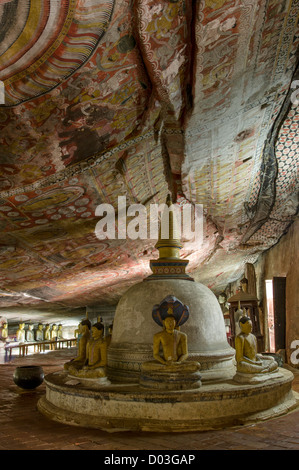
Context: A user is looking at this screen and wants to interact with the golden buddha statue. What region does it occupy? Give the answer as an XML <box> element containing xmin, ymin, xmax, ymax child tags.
<box><xmin>68</xmin><ymin>322</ymin><xmax>107</xmax><ymax>379</ymax></box>
<box><xmin>148</xmin><ymin>311</ymin><xmax>200</xmax><ymax>375</ymax></box>
<box><xmin>57</xmin><ymin>324</ymin><xmax>64</xmax><ymax>339</ymax></box>
<box><xmin>234</xmin><ymin>316</ymin><xmax>280</xmax><ymax>383</ymax></box>
<box><xmin>16</xmin><ymin>323</ymin><xmax>25</xmax><ymax>343</ymax></box>
<box><xmin>153</xmin><ymin>313</ymin><xmax>188</xmax><ymax>366</ymax></box>
<box><xmin>44</xmin><ymin>324</ymin><xmax>51</xmax><ymax>341</ymax></box>
<box><xmin>49</xmin><ymin>324</ymin><xmax>58</xmax><ymax>350</ymax></box>
<box><xmin>1</xmin><ymin>322</ymin><xmax>8</xmax><ymax>341</ymax></box>
<box><xmin>140</xmin><ymin>299</ymin><xmax>201</xmax><ymax>390</ymax></box>
<box><xmin>50</xmin><ymin>324</ymin><xmax>58</xmax><ymax>340</ymax></box>
<box><xmin>64</xmin><ymin>319</ymin><xmax>91</xmax><ymax>371</ymax></box>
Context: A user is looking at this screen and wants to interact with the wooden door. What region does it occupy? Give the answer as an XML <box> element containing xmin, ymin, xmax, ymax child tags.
<box><xmin>272</xmin><ymin>277</ymin><xmax>286</xmax><ymax>351</ymax></box>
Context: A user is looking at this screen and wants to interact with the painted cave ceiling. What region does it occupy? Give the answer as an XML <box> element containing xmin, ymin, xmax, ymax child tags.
<box><xmin>0</xmin><ymin>0</ymin><xmax>298</xmax><ymax>321</ymax></box>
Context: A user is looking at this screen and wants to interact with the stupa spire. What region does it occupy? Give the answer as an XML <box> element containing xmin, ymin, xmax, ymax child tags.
<box><xmin>155</xmin><ymin>194</ymin><xmax>183</xmax><ymax>260</ymax></box>
<box><xmin>146</xmin><ymin>194</ymin><xmax>194</xmax><ymax>282</ymax></box>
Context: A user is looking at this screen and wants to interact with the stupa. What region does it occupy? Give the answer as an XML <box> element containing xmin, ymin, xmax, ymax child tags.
<box><xmin>107</xmin><ymin>195</ymin><xmax>236</xmax><ymax>383</ymax></box>
<box><xmin>38</xmin><ymin>196</ymin><xmax>299</xmax><ymax>432</ymax></box>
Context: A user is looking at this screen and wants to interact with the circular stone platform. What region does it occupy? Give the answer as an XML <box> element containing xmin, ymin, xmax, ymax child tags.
<box><xmin>38</xmin><ymin>368</ymin><xmax>299</xmax><ymax>432</ymax></box>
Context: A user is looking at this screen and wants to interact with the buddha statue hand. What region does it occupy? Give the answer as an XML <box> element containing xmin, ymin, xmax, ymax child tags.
<box><xmin>76</xmin><ymin>366</ymin><xmax>106</xmax><ymax>379</ymax></box>
<box><xmin>257</xmin><ymin>354</ymin><xmax>278</xmax><ymax>371</ymax></box>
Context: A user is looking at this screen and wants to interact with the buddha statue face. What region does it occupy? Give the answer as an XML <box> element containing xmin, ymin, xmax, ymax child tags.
<box><xmin>80</xmin><ymin>319</ymin><xmax>91</xmax><ymax>334</ymax></box>
<box><xmin>91</xmin><ymin>325</ymin><xmax>103</xmax><ymax>340</ymax></box>
<box><xmin>239</xmin><ymin>318</ymin><xmax>252</xmax><ymax>334</ymax></box>
<box><xmin>163</xmin><ymin>315</ymin><xmax>176</xmax><ymax>333</ymax></box>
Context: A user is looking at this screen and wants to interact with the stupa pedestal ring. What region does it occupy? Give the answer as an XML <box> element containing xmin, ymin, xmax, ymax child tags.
<box><xmin>38</xmin><ymin>368</ymin><xmax>298</xmax><ymax>432</ymax></box>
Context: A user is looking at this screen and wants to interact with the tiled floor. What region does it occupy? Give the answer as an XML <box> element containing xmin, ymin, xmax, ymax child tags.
<box><xmin>0</xmin><ymin>349</ymin><xmax>299</xmax><ymax>450</ymax></box>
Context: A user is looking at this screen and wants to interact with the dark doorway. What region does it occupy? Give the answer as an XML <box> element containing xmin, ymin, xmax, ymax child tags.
<box><xmin>266</xmin><ymin>277</ymin><xmax>286</xmax><ymax>352</ymax></box>
<box><xmin>272</xmin><ymin>277</ymin><xmax>286</xmax><ymax>351</ymax></box>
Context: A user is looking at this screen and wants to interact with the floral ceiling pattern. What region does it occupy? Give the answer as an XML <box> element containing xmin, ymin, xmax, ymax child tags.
<box><xmin>0</xmin><ymin>0</ymin><xmax>298</xmax><ymax>317</ymax></box>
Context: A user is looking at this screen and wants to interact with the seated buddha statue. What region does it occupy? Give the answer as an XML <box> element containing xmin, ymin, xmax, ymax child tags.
<box><xmin>49</xmin><ymin>324</ymin><xmax>58</xmax><ymax>350</ymax></box>
<box><xmin>140</xmin><ymin>305</ymin><xmax>201</xmax><ymax>390</ymax></box>
<box><xmin>64</xmin><ymin>319</ymin><xmax>91</xmax><ymax>372</ymax></box>
<box><xmin>68</xmin><ymin>322</ymin><xmax>107</xmax><ymax>379</ymax></box>
<box><xmin>1</xmin><ymin>323</ymin><xmax>8</xmax><ymax>341</ymax></box>
<box><xmin>35</xmin><ymin>323</ymin><xmax>44</xmax><ymax>341</ymax></box>
<box><xmin>57</xmin><ymin>324</ymin><xmax>64</xmax><ymax>339</ymax></box>
<box><xmin>234</xmin><ymin>316</ymin><xmax>280</xmax><ymax>383</ymax></box>
<box><xmin>140</xmin><ymin>297</ymin><xmax>201</xmax><ymax>390</ymax></box>
<box><xmin>44</xmin><ymin>324</ymin><xmax>51</xmax><ymax>341</ymax></box>
<box><xmin>153</xmin><ymin>314</ymin><xmax>188</xmax><ymax>366</ymax></box>
<box><xmin>26</xmin><ymin>324</ymin><xmax>35</xmax><ymax>342</ymax></box>
<box><xmin>16</xmin><ymin>323</ymin><xmax>26</xmax><ymax>343</ymax></box>
<box><xmin>147</xmin><ymin>313</ymin><xmax>199</xmax><ymax>373</ymax></box>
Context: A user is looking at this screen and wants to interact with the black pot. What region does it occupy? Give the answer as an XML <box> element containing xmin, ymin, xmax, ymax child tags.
<box><xmin>13</xmin><ymin>365</ymin><xmax>44</xmax><ymax>390</ymax></box>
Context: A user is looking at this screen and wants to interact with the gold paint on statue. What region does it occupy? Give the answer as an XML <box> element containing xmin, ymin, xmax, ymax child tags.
<box><xmin>143</xmin><ymin>311</ymin><xmax>200</xmax><ymax>375</ymax></box>
<box><xmin>140</xmin><ymin>308</ymin><xmax>201</xmax><ymax>390</ymax></box>
<box><xmin>64</xmin><ymin>319</ymin><xmax>91</xmax><ymax>371</ymax></box>
<box><xmin>153</xmin><ymin>314</ymin><xmax>187</xmax><ymax>366</ymax></box>
<box><xmin>235</xmin><ymin>316</ymin><xmax>278</xmax><ymax>374</ymax></box>
<box><xmin>57</xmin><ymin>324</ymin><xmax>64</xmax><ymax>339</ymax></box>
<box><xmin>44</xmin><ymin>324</ymin><xmax>51</xmax><ymax>340</ymax></box>
<box><xmin>1</xmin><ymin>323</ymin><xmax>8</xmax><ymax>340</ymax></box>
<box><xmin>67</xmin><ymin>322</ymin><xmax>107</xmax><ymax>378</ymax></box>
<box><xmin>16</xmin><ymin>323</ymin><xmax>25</xmax><ymax>342</ymax></box>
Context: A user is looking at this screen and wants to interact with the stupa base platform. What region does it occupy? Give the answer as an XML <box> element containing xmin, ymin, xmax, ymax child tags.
<box><xmin>38</xmin><ymin>368</ymin><xmax>299</xmax><ymax>433</ymax></box>
<box><xmin>140</xmin><ymin>361</ymin><xmax>202</xmax><ymax>391</ymax></box>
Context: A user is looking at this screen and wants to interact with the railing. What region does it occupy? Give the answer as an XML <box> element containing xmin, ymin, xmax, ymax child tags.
<box><xmin>4</xmin><ymin>338</ymin><xmax>77</xmax><ymax>360</ymax></box>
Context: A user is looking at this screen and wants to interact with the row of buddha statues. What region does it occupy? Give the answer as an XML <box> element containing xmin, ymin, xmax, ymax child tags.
<box><xmin>64</xmin><ymin>294</ymin><xmax>279</xmax><ymax>388</ymax></box>
<box><xmin>64</xmin><ymin>299</ymin><xmax>201</xmax><ymax>388</ymax></box>
<box><xmin>0</xmin><ymin>322</ymin><xmax>65</xmax><ymax>343</ymax></box>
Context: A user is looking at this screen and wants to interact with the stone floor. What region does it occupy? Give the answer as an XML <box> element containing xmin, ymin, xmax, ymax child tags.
<box><xmin>0</xmin><ymin>348</ymin><xmax>299</xmax><ymax>451</ymax></box>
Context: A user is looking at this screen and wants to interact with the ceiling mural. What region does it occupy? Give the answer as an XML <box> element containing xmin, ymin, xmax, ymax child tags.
<box><xmin>0</xmin><ymin>0</ymin><xmax>298</xmax><ymax>320</ymax></box>
<box><xmin>1</xmin><ymin>0</ymin><xmax>115</xmax><ymax>105</ymax></box>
